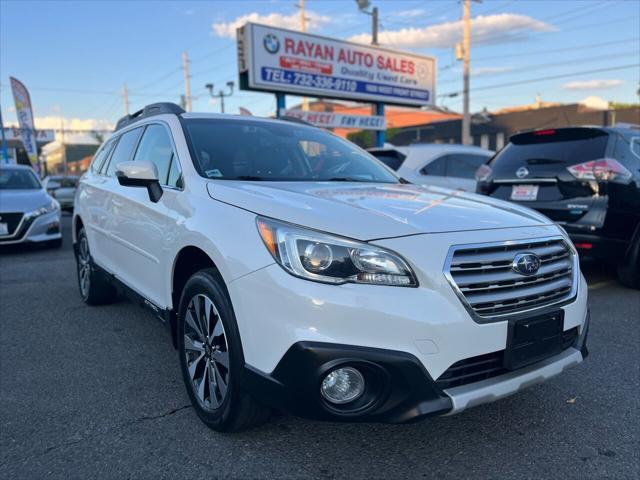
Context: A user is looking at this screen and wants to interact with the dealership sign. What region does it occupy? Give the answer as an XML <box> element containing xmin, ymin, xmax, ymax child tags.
<box><xmin>237</xmin><ymin>23</ymin><xmax>436</xmax><ymax>107</ymax></box>
<box><xmin>280</xmin><ymin>109</ymin><xmax>386</xmax><ymax>130</ymax></box>
<box><xmin>2</xmin><ymin>127</ymin><xmax>54</xmax><ymax>143</ymax></box>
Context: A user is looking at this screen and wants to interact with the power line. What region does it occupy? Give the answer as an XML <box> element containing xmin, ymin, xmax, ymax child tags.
<box><xmin>439</xmin><ymin>64</ymin><xmax>640</xmax><ymax>97</ymax></box>
<box><xmin>474</xmin><ymin>36</ymin><xmax>640</xmax><ymax>62</ymax></box>
<box><xmin>438</xmin><ymin>49</ymin><xmax>640</xmax><ymax>87</ymax></box>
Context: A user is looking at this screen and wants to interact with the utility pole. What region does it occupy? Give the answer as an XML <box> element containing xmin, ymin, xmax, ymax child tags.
<box><xmin>122</xmin><ymin>83</ymin><xmax>129</xmax><ymax>115</ymax></box>
<box><xmin>371</xmin><ymin>6</ymin><xmax>379</xmax><ymax>46</ymax></box>
<box><xmin>182</xmin><ymin>51</ymin><xmax>192</xmax><ymax>112</ymax></box>
<box><xmin>461</xmin><ymin>0</ymin><xmax>471</xmax><ymax>145</ymax></box>
<box><xmin>298</xmin><ymin>0</ymin><xmax>309</xmax><ymax>111</ymax></box>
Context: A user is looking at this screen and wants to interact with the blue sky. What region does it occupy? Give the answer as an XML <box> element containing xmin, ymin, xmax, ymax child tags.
<box><xmin>1</xmin><ymin>0</ymin><xmax>638</xmax><ymax>130</ymax></box>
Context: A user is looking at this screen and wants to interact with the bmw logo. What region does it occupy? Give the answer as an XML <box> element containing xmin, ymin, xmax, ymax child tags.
<box><xmin>512</xmin><ymin>253</ymin><xmax>541</xmax><ymax>276</ymax></box>
<box><xmin>516</xmin><ymin>166</ymin><xmax>529</xmax><ymax>178</ymax></box>
<box><xmin>263</xmin><ymin>34</ymin><xmax>280</xmax><ymax>54</ymax></box>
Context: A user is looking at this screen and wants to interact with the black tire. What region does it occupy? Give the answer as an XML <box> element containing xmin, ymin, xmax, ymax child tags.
<box><xmin>46</xmin><ymin>238</ymin><xmax>63</xmax><ymax>249</ymax></box>
<box><xmin>75</xmin><ymin>227</ymin><xmax>118</xmax><ymax>305</ymax></box>
<box><xmin>617</xmin><ymin>229</ymin><xmax>640</xmax><ymax>289</ymax></box>
<box><xmin>177</xmin><ymin>269</ymin><xmax>270</xmax><ymax>432</ymax></box>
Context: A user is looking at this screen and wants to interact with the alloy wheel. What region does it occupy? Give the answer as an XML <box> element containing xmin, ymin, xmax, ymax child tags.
<box><xmin>183</xmin><ymin>293</ymin><xmax>230</xmax><ymax>410</ymax></box>
<box><xmin>77</xmin><ymin>236</ymin><xmax>91</xmax><ymax>298</ymax></box>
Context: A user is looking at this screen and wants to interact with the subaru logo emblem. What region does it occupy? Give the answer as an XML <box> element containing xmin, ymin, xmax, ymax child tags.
<box><xmin>516</xmin><ymin>167</ymin><xmax>529</xmax><ymax>178</ymax></box>
<box><xmin>512</xmin><ymin>253</ymin><xmax>541</xmax><ymax>276</ymax></box>
<box><xmin>263</xmin><ymin>34</ymin><xmax>280</xmax><ymax>54</ymax></box>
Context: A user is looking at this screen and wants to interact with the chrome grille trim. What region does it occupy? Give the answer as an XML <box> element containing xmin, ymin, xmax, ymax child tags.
<box><xmin>443</xmin><ymin>236</ymin><xmax>579</xmax><ymax>323</ymax></box>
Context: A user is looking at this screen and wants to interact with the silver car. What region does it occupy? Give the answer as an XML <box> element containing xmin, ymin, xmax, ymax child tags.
<box><xmin>0</xmin><ymin>164</ymin><xmax>62</xmax><ymax>247</ymax></box>
<box><xmin>43</xmin><ymin>175</ymin><xmax>79</xmax><ymax>211</ymax></box>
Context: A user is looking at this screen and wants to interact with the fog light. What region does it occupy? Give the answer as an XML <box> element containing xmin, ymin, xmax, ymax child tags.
<box><xmin>320</xmin><ymin>367</ymin><xmax>365</xmax><ymax>404</ymax></box>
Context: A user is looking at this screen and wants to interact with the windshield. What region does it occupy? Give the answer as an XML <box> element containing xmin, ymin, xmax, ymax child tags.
<box><xmin>0</xmin><ymin>168</ymin><xmax>42</xmax><ymax>190</ymax></box>
<box><xmin>184</xmin><ymin>119</ymin><xmax>398</xmax><ymax>183</ymax></box>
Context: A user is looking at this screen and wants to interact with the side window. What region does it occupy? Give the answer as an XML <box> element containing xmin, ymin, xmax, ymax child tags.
<box><xmin>134</xmin><ymin>124</ymin><xmax>179</xmax><ymax>186</ymax></box>
<box><xmin>369</xmin><ymin>150</ymin><xmax>406</xmax><ymax>171</ymax></box>
<box><xmin>104</xmin><ymin>127</ymin><xmax>143</xmax><ymax>176</ymax></box>
<box><xmin>445</xmin><ymin>154</ymin><xmax>490</xmax><ymax>179</ymax></box>
<box><xmin>420</xmin><ymin>156</ymin><xmax>446</xmax><ymax>176</ymax></box>
<box><xmin>614</xmin><ymin>134</ymin><xmax>640</xmax><ymax>170</ymax></box>
<box><xmin>91</xmin><ymin>138</ymin><xmax>116</xmax><ymax>173</ymax></box>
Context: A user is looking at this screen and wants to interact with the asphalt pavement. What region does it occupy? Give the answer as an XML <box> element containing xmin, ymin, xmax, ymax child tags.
<box><xmin>1</xmin><ymin>215</ymin><xmax>638</xmax><ymax>480</ymax></box>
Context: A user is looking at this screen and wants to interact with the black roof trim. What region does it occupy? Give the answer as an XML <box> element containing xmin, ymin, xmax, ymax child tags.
<box><xmin>115</xmin><ymin>103</ymin><xmax>185</xmax><ymax>132</ymax></box>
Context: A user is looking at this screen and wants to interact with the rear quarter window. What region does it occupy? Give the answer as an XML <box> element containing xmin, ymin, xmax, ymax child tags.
<box><xmin>368</xmin><ymin>150</ymin><xmax>406</xmax><ymax>171</ymax></box>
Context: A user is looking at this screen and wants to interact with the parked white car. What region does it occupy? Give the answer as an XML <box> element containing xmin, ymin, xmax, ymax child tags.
<box><xmin>73</xmin><ymin>103</ymin><xmax>589</xmax><ymax>432</ymax></box>
<box><xmin>368</xmin><ymin>144</ymin><xmax>493</xmax><ymax>191</ymax></box>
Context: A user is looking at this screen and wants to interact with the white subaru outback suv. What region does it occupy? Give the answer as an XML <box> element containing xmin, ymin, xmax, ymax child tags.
<box><xmin>73</xmin><ymin>103</ymin><xmax>589</xmax><ymax>432</ymax></box>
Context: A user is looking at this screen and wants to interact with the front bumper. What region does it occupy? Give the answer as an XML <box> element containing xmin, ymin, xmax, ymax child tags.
<box><xmin>230</xmin><ymin>225</ymin><xmax>590</xmax><ymax>423</ymax></box>
<box><xmin>0</xmin><ymin>210</ymin><xmax>62</xmax><ymax>245</ymax></box>
<box><xmin>243</xmin><ymin>312</ymin><xmax>589</xmax><ymax>422</ymax></box>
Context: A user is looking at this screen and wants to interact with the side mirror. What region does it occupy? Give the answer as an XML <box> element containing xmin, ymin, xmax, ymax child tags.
<box><xmin>115</xmin><ymin>161</ymin><xmax>163</xmax><ymax>203</ymax></box>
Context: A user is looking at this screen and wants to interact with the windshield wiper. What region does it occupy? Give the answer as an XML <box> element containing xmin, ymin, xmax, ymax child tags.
<box><xmin>327</xmin><ymin>177</ymin><xmax>371</xmax><ymax>182</ymax></box>
<box><xmin>231</xmin><ymin>175</ymin><xmax>265</xmax><ymax>181</ymax></box>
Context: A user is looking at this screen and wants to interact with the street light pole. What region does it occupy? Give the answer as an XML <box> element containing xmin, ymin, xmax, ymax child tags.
<box><xmin>205</xmin><ymin>82</ymin><xmax>235</xmax><ymax>114</ymax></box>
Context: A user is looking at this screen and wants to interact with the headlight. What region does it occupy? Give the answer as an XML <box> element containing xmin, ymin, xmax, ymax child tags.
<box><xmin>24</xmin><ymin>199</ymin><xmax>59</xmax><ymax>220</ymax></box>
<box><xmin>256</xmin><ymin>217</ymin><xmax>418</xmax><ymax>287</ymax></box>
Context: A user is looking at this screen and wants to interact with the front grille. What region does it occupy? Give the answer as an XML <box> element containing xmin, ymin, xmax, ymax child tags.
<box><xmin>0</xmin><ymin>212</ymin><xmax>24</xmax><ymax>236</ymax></box>
<box><xmin>445</xmin><ymin>238</ymin><xmax>576</xmax><ymax>318</ymax></box>
<box><xmin>437</xmin><ymin>327</ymin><xmax>579</xmax><ymax>389</ymax></box>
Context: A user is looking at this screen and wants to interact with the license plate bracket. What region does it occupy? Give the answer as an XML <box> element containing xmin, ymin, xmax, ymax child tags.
<box><xmin>504</xmin><ymin>311</ymin><xmax>564</xmax><ymax>370</ymax></box>
<box><xmin>510</xmin><ymin>184</ymin><xmax>539</xmax><ymax>201</ymax></box>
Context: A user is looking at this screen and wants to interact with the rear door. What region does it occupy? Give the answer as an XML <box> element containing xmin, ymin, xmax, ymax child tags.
<box><xmin>484</xmin><ymin>128</ymin><xmax>610</xmax><ymax>228</ymax></box>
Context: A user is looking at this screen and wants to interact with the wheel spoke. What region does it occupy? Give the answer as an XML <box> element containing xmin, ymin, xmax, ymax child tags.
<box><xmin>185</xmin><ymin>310</ymin><xmax>204</xmax><ymax>341</ymax></box>
<box><xmin>204</xmin><ymin>296</ymin><xmax>215</xmax><ymax>339</ymax></box>
<box><xmin>197</xmin><ymin>363</ymin><xmax>207</xmax><ymax>403</ymax></box>
<box><xmin>212</xmin><ymin>317</ymin><xmax>224</xmax><ymax>340</ymax></box>
<box><xmin>188</xmin><ymin>352</ymin><xmax>205</xmax><ymax>380</ymax></box>
<box><xmin>208</xmin><ymin>362</ymin><xmax>219</xmax><ymax>408</ymax></box>
<box><xmin>213</xmin><ymin>363</ymin><xmax>227</xmax><ymax>399</ymax></box>
<box><xmin>212</xmin><ymin>349</ymin><xmax>229</xmax><ymax>369</ymax></box>
<box><xmin>196</xmin><ymin>296</ymin><xmax>209</xmax><ymax>340</ymax></box>
<box><xmin>184</xmin><ymin>335</ymin><xmax>204</xmax><ymax>353</ymax></box>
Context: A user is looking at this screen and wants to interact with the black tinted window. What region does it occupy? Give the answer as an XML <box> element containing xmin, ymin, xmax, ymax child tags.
<box><xmin>91</xmin><ymin>138</ymin><xmax>116</xmax><ymax>173</ymax></box>
<box><xmin>369</xmin><ymin>150</ymin><xmax>406</xmax><ymax>171</ymax></box>
<box><xmin>104</xmin><ymin>128</ymin><xmax>143</xmax><ymax>176</ymax></box>
<box><xmin>421</xmin><ymin>156</ymin><xmax>446</xmax><ymax>176</ymax></box>
<box><xmin>0</xmin><ymin>169</ymin><xmax>41</xmax><ymax>190</ymax></box>
<box><xmin>493</xmin><ymin>129</ymin><xmax>608</xmax><ymax>168</ymax></box>
<box><xmin>134</xmin><ymin>124</ymin><xmax>176</xmax><ymax>185</ymax></box>
<box><xmin>445</xmin><ymin>154</ymin><xmax>489</xmax><ymax>179</ymax></box>
<box><xmin>184</xmin><ymin>119</ymin><xmax>398</xmax><ymax>183</ymax></box>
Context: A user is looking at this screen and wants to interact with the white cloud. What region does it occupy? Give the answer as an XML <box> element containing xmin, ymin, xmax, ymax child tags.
<box><xmin>562</xmin><ymin>79</ymin><xmax>624</xmax><ymax>90</ymax></box>
<box><xmin>579</xmin><ymin>96</ymin><xmax>610</xmax><ymax>110</ymax></box>
<box><xmin>38</xmin><ymin>116</ymin><xmax>113</xmax><ymax>131</ymax></box>
<box><xmin>213</xmin><ymin>11</ymin><xmax>330</xmax><ymax>38</ymax></box>
<box><xmin>395</xmin><ymin>8</ymin><xmax>427</xmax><ymax>17</ymax></box>
<box><xmin>473</xmin><ymin>66</ymin><xmax>514</xmax><ymax>76</ymax></box>
<box><xmin>350</xmin><ymin>14</ymin><xmax>555</xmax><ymax>48</ymax></box>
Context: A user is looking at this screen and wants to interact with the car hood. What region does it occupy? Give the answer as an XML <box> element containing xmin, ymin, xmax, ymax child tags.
<box><xmin>206</xmin><ymin>181</ymin><xmax>552</xmax><ymax>240</ymax></box>
<box><xmin>0</xmin><ymin>189</ymin><xmax>51</xmax><ymax>213</ymax></box>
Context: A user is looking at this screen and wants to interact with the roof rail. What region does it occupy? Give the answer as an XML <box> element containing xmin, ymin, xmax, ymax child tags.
<box><xmin>115</xmin><ymin>102</ymin><xmax>185</xmax><ymax>131</ymax></box>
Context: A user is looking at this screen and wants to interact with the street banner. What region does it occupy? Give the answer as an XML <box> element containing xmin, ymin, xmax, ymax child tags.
<box><xmin>237</xmin><ymin>23</ymin><xmax>436</xmax><ymax>107</ymax></box>
<box><xmin>280</xmin><ymin>109</ymin><xmax>386</xmax><ymax>130</ymax></box>
<box><xmin>2</xmin><ymin>127</ymin><xmax>54</xmax><ymax>143</ymax></box>
<box><xmin>10</xmin><ymin>77</ymin><xmax>38</xmax><ymax>166</ymax></box>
